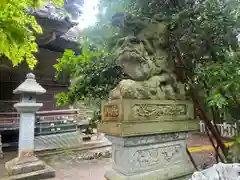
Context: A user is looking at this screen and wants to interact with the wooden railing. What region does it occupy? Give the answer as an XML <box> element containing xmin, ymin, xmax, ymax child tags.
<box><xmin>0</xmin><ymin>108</ymin><xmax>92</xmax><ymax>130</ymax></box>
<box><xmin>35</xmin><ymin>109</ymin><xmax>79</xmax><ymax>135</ymax></box>
<box><xmin>36</xmin><ymin>109</ymin><xmax>79</xmax><ymax>122</ymax></box>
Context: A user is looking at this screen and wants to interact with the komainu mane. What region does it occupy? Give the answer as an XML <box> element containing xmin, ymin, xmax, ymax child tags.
<box><xmin>110</xmin><ymin>13</ymin><xmax>185</xmax><ymax>100</ymax></box>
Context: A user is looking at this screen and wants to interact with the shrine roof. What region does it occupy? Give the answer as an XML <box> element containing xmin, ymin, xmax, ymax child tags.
<box><xmin>30</xmin><ymin>0</ymin><xmax>84</xmax><ymax>53</ymax></box>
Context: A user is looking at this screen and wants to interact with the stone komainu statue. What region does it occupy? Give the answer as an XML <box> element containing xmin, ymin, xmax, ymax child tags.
<box><xmin>110</xmin><ymin>13</ymin><xmax>185</xmax><ymax>100</ymax></box>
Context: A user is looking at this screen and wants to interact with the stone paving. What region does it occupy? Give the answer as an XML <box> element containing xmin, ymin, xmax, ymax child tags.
<box><xmin>49</xmin><ymin>158</ymin><xmax>111</xmax><ymax>180</ymax></box>
<box><xmin>46</xmin><ymin>152</ymin><xmax>215</xmax><ymax>180</ymax></box>
<box><xmin>0</xmin><ymin>134</ymin><xmax>224</xmax><ymax>180</ymax></box>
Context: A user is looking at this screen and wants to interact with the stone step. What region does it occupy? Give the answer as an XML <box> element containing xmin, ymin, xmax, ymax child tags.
<box><xmin>1</xmin><ymin>164</ymin><xmax>55</xmax><ymax>180</ymax></box>
<box><xmin>34</xmin><ymin>132</ymin><xmax>83</xmax><ymax>151</ymax></box>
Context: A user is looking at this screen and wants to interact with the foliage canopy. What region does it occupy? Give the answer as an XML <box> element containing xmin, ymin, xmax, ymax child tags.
<box><xmin>0</xmin><ymin>0</ymin><xmax>63</xmax><ymax>69</ymax></box>
<box><xmin>54</xmin><ymin>0</ymin><xmax>240</xmax><ymax>161</ymax></box>
<box><xmin>55</xmin><ymin>0</ymin><xmax>240</xmax><ymax>119</ymax></box>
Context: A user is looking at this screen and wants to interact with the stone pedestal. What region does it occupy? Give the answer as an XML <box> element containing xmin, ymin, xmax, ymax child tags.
<box><xmin>105</xmin><ymin>133</ymin><xmax>194</xmax><ymax>180</ymax></box>
<box><xmin>5</xmin><ymin>156</ymin><xmax>55</xmax><ymax>180</ymax></box>
<box><xmin>98</xmin><ymin>99</ymin><xmax>199</xmax><ymax>180</ymax></box>
<box><xmin>98</xmin><ymin>100</ymin><xmax>198</xmax><ymax>136</ymax></box>
<box><xmin>5</xmin><ymin>73</ymin><xmax>55</xmax><ymax>179</ymax></box>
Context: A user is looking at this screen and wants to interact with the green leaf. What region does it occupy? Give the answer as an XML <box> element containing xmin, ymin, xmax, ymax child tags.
<box><xmin>0</xmin><ymin>0</ymin><xmax>63</xmax><ymax>69</ymax></box>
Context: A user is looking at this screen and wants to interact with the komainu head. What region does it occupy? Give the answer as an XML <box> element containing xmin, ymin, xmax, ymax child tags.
<box><xmin>110</xmin><ymin>13</ymin><xmax>186</xmax><ymax>100</ymax></box>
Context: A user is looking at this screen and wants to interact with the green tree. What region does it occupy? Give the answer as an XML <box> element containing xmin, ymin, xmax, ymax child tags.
<box><xmin>55</xmin><ymin>0</ymin><xmax>240</xmax><ymax>112</ymax></box>
<box><xmin>54</xmin><ymin>0</ymin><xmax>240</xmax><ymax>159</ymax></box>
<box><xmin>54</xmin><ymin>38</ymin><xmax>126</xmax><ymax>106</ymax></box>
<box><xmin>0</xmin><ymin>0</ymin><xmax>63</xmax><ymax>69</ymax></box>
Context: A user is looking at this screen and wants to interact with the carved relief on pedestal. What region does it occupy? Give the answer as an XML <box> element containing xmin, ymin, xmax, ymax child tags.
<box><xmin>102</xmin><ymin>104</ymin><xmax>121</xmax><ymax>121</ymax></box>
<box><xmin>131</xmin><ymin>144</ymin><xmax>182</xmax><ymax>170</ymax></box>
<box><xmin>131</xmin><ymin>103</ymin><xmax>187</xmax><ymax>120</ymax></box>
<box><xmin>121</xmin><ymin>133</ymin><xmax>187</xmax><ymax>146</ymax></box>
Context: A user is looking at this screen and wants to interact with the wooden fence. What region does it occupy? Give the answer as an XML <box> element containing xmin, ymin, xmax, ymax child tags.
<box><xmin>200</xmin><ymin>121</ymin><xmax>238</xmax><ymax>138</ymax></box>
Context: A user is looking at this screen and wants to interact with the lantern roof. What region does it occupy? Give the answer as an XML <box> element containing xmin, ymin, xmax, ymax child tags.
<box><xmin>13</xmin><ymin>73</ymin><xmax>46</xmax><ymax>95</ymax></box>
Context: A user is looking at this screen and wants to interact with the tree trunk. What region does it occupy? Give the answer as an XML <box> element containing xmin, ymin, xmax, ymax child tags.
<box><xmin>174</xmin><ymin>44</ymin><xmax>227</xmax><ymax>158</ymax></box>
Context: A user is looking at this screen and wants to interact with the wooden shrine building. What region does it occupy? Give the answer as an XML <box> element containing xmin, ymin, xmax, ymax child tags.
<box><xmin>0</xmin><ymin>1</ymin><xmax>85</xmax><ymax>146</ymax></box>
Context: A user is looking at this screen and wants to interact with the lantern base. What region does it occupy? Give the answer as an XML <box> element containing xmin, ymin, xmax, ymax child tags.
<box><xmin>5</xmin><ymin>156</ymin><xmax>55</xmax><ymax>180</ymax></box>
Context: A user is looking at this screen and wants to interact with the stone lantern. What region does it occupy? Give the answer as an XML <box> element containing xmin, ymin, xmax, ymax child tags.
<box><xmin>5</xmin><ymin>73</ymin><xmax>55</xmax><ymax>179</ymax></box>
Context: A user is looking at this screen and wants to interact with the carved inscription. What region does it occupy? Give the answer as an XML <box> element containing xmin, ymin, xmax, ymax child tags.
<box><xmin>132</xmin><ymin>104</ymin><xmax>186</xmax><ymax>119</ymax></box>
<box><xmin>131</xmin><ymin>144</ymin><xmax>182</xmax><ymax>169</ymax></box>
<box><xmin>103</xmin><ymin>104</ymin><xmax>120</xmax><ymax>119</ymax></box>
<box><xmin>162</xmin><ymin>144</ymin><xmax>181</xmax><ymax>161</ymax></box>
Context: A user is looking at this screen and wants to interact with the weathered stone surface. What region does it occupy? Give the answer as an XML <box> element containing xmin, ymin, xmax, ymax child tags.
<box><xmin>13</xmin><ymin>73</ymin><xmax>46</xmax><ymax>95</ymax></box>
<box><xmin>106</xmin><ymin>132</ymin><xmax>188</xmax><ymax>146</ymax></box>
<box><xmin>98</xmin><ymin>120</ymin><xmax>198</xmax><ymax>137</ymax></box>
<box><xmin>101</xmin><ymin>99</ymin><xmax>194</xmax><ymax>122</ymax></box>
<box><xmin>5</xmin><ymin>157</ymin><xmax>45</xmax><ymax>175</ymax></box>
<box><xmin>1</xmin><ymin>164</ymin><xmax>55</xmax><ymax>180</ymax></box>
<box><xmin>110</xmin><ymin>77</ymin><xmax>186</xmax><ymax>100</ymax></box>
<box><xmin>4</xmin><ymin>155</ymin><xmax>55</xmax><ymax>179</ymax></box>
<box><xmin>4</xmin><ymin>155</ymin><xmax>56</xmax><ymax>180</ymax></box>
<box><xmin>99</xmin><ymin>99</ymin><xmax>198</xmax><ymax>136</ymax></box>
<box><xmin>106</xmin><ymin>133</ymin><xmax>194</xmax><ymax>177</ymax></box>
<box><xmin>99</xmin><ymin>13</ymin><xmax>199</xmax><ymax>180</ymax></box>
<box><xmin>109</xmin><ymin>15</ymin><xmax>185</xmax><ymax>100</ymax></box>
<box><xmin>190</xmin><ymin>163</ymin><xmax>240</xmax><ymax>180</ymax></box>
<box><xmin>4</xmin><ymin>73</ymin><xmax>55</xmax><ymax>180</ymax></box>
